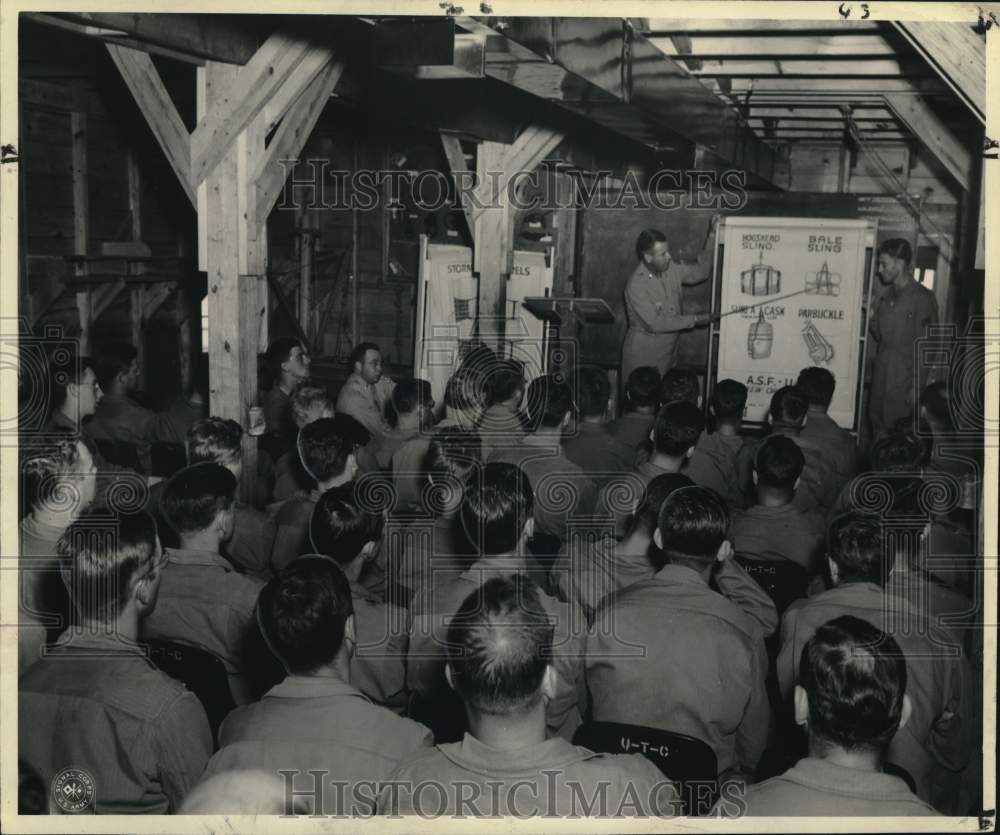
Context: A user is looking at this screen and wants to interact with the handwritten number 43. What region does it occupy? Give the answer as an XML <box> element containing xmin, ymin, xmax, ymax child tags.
<box><xmin>838</xmin><ymin>3</ymin><xmax>871</xmax><ymax>18</ymax></box>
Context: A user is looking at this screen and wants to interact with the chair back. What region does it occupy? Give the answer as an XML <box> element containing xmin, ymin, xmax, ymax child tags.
<box><xmin>143</xmin><ymin>638</ymin><xmax>235</xmax><ymax>745</ymax></box>
<box><xmin>572</xmin><ymin>721</ymin><xmax>718</xmax><ymax>815</ymax></box>
<box><xmin>734</xmin><ymin>556</ymin><xmax>808</xmax><ymax>614</ymax></box>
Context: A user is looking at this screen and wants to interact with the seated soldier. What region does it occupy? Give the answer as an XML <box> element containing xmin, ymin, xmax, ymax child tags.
<box><xmin>490</xmin><ymin>374</ymin><xmax>597</xmax><ymax>547</ymax></box>
<box><xmin>683</xmin><ymin>378</ymin><xmax>747</xmax><ymax>508</ymax></box>
<box><xmin>586</xmin><ymin>486</ymin><xmax>776</xmax><ymax>778</ymax></box>
<box><xmin>260</xmin><ymin>337</ymin><xmax>311</xmax><ymax>436</ymax></box>
<box><xmin>200</xmin><ymin>556</ymin><xmax>430</xmax><ymax>815</ymax></box>
<box><xmin>84</xmin><ymin>341</ymin><xmax>193</xmax><ymax>473</ymax></box>
<box><xmin>357</xmin><ymin>378</ymin><xmax>435</xmax><ymax>511</ymax></box>
<box><xmin>777</xmin><ymin>513</ymin><xmax>973</xmax><ymax>810</ymax></box>
<box><xmin>563</xmin><ymin>365</ymin><xmax>634</xmax><ymax>488</ymax></box>
<box><xmin>608</xmin><ymin>366</ymin><xmax>660</xmax><ymax>452</ymax></box>
<box><xmin>477</xmin><ymin>358</ymin><xmax>527</xmax><ymax>462</ymax></box>
<box><xmin>381</xmin><ymin>575</ymin><xmax>674</xmax><ymax>817</ymax></box>
<box><xmin>20</xmin><ymin>510</ymin><xmax>212</xmax><ymax>813</ymax></box>
<box><xmin>271</xmin><ymin>383</ymin><xmax>334</xmax><ymax>502</ymax></box>
<box><xmin>335</xmin><ymin>341</ymin><xmax>396</xmax><ymax>438</ymax></box>
<box><xmin>184</xmin><ymin>418</ymin><xmax>276</xmax><ymax>579</ymax></box>
<box><xmin>388</xmin><ymin>428</ymin><xmax>482</xmax><ymax>598</ymax></box>
<box><xmin>635</xmin><ymin>368</ymin><xmax>702</xmax><ymax>464</ymax></box>
<box><xmin>553</xmin><ymin>473</ymin><xmax>694</xmax><ymax>623</ymax></box>
<box><xmin>270</xmin><ymin>418</ymin><xmax>358</xmax><ymax>573</ymax></box>
<box><xmin>734</xmin><ymin>386</ymin><xmax>835</xmax><ymax>513</ymax></box>
<box><xmin>728</xmin><ymin>435</ymin><xmax>825</xmax><ymax>576</ymax></box>
<box><xmin>597</xmin><ymin>400</ymin><xmax>704</xmax><ymax>539</ymax></box>
<box><xmin>408</xmin><ymin>462</ymin><xmax>585</xmax><ymax>741</ymax></box>
<box><xmin>797</xmin><ymin>366</ymin><xmax>859</xmax><ymax>488</ymax></box>
<box><xmin>718</xmin><ymin>616</ymin><xmax>938</xmax><ymax>816</ymax></box>
<box><xmin>827</xmin><ymin>430</ymin><xmax>930</xmax><ymax>523</ymax></box>
<box><xmin>141</xmin><ymin>462</ymin><xmax>266</xmax><ymax>704</ymax></box>
<box><xmin>437</xmin><ymin>366</ymin><xmax>486</xmax><ymax>430</ymax></box>
<box><xmin>309</xmin><ymin>484</ymin><xmax>409</xmax><ymax>712</ymax></box>
<box><xmin>19</xmin><ymin>437</ymin><xmax>98</xmax><ymax>667</ymax></box>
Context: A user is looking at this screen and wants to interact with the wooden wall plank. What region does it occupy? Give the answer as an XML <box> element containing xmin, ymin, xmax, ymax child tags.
<box><xmin>884</xmin><ymin>93</ymin><xmax>971</xmax><ymax>191</ymax></box>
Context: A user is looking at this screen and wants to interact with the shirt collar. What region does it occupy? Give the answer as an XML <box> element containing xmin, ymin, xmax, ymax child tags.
<box><xmin>442</xmin><ymin>733</ymin><xmax>591</xmax><ymax>775</ymax></box>
<box><xmin>784</xmin><ymin>757</ymin><xmax>919</xmax><ymax>800</ymax></box>
<box><xmin>165</xmin><ymin>547</ymin><xmax>233</xmax><ymax>571</ymax></box>
<box><xmin>49</xmin><ymin>629</ymin><xmax>150</xmax><ymax>658</ymax></box>
<box><xmin>652</xmin><ymin>562</ymin><xmax>709</xmax><ymax>587</ymax></box>
<box><xmin>266</xmin><ymin>674</ymin><xmax>368</xmax><ymax>702</ymax></box>
<box><xmin>21</xmin><ymin>513</ymin><xmax>71</xmax><ymax>543</ymax></box>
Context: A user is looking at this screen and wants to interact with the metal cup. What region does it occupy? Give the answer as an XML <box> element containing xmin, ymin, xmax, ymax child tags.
<box><xmin>248</xmin><ymin>406</ymin><xmax>266</xmax><ymax>437</ymax></box>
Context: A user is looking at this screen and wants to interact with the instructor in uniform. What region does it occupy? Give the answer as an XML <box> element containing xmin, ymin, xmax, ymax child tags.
<box><xmin>868</xmin><ymin>238</ymin><xmax>938</xmax><ymax>439</ymax></box>
<box><xmin>621</xmin><ymin>228</ymin><xmax>713</xmax><ymax>383</ymax></box>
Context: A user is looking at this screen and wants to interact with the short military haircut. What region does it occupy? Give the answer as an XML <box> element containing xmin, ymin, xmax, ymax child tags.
<box><xmin>348</xmin><ymin>341</ymin><xmax>380</xmax><ymax>370</ymax></box>
<box><xmin>297</xmin><ymin>417</ymin><xmax>351</xmax><ymax>483</ymax></box>
<box><xmin>93</xmin><ymin>341</ymin><xmax>137</xmax><ymax>389</ymax></box>
<box><xmin>799</xmin><ymin>615</ymin><xmax>907</xmax><ymax>754</ymax></box>
<box><xmin>870</xmin><ymin>431</ymin><xmax>929</xmax><ymax>473</ymax></box>
<box><xmin>386</xmin><ymin>378</ymin><xmax>431</xmax><ymax>428</ymax></box>
<box><xmin>484</xmin><ymin>359</ymin><xmax>525</xmax><ymax>406</ymax></box>
<box><xmin>755</xmin><ymin>435</ymin><xmax>806</xmax><ymax>490</ymax></box>
<box><xmin>630</xmin><ymin>473</ymin><xmax>695</xmax><ymax>535</ymax></box>
<box><xmin>49</xmin><ymin>352</ymin><xmax>96</xmax><ymax>410</ymax></box>
<box><xmin>635</xmin><ymin>228</ymin><xmax>667</xmax><ymax>261</ymax></box>
<box><xmin>256</xmin><ymin>555</ymin><xmax>354</xmax><ymax>675</ymax></box>
<box><xmin>460</xmin><ymin>462</ymin><xmax>533</xmax><ymax>555</ymax></box>
<box><xmin>21</xmin><ymin>437</ymin><xmax>91</xmax><ymax>511</ymax></box>
<box><xmin>445</xmin><ymin>367</ymin><xmax>486</xmax><ymax>414</ymax></box>
<box><xmin>309</xmin><ymin>482</ymin><xmax>385</xmax><ymax>565</ymax></box>
<box><xmin>796</xmin><ymin>367</ymin><xmax>836</xmax><ymax>409</ymax></box>
<box><xmin>770</xmin><ymin>385</ymin><xmax>809</xmax><ymax>427</ymax></box>
<box><xmin>160</xmin><ymin>462</ymin><xmax>237</xmax><ymax>535</ymax></box>
<box><xmin>425</xmin><ymin>427</ymin><xmax>482</xmax><ymax>483</ymax></box>
<box><xmin>187</xmin><ymin>417</ymin><xmax>243</xmax><ymax>467</ymax></box>
<box><xmin>709</xmin><ymin>378</ymin><xmax>748</xmax><ymax>422</ymax></box>
<box><xmin>655</xmin><ymin>485</ymin><xmax>730</xmax><ymax>569</ymax></box>
<box><xmin>59</xmin><ymin>509</ymin><xmax>158</xmax><ymax>623</ymax></box>
<box><xmin>826</xmin><ymin>512</ymin><xmax>891</xmax><ymax>586</ymax></box>
<box><xmin>290</xmin><ymin>383</ymin><xmax>333</xmax><ymax>429</ymax></box>
<box><xmin>878</xmin><ymin>237</ymin><xmax>912</xmax><ymax>265</ymax></box>
<box><xmin>652</xmin><ymin>400</ymin><xmax>704</xmax><ymax>456</ymax></box>
<box><xmin>659</xmin><ymin>368</ymin><xmax>700</xmax><ymax>407</ymax></box>
<box><xmin>573</xmin><ymin>366</ymin><xmax>610</xmax><ymax>418</ymax></box>
<box><xmin>264</xmin><ymin>338</ymin><xmax>301</xmax><ymax>386</ymax></box>
<box><xmin>624</xmin><ymin>366</ymin><xmax>661</xmax><ymax>410</ymax></box>
<box><xmin>525</xmin><ymin>374</ymin><xmax>573</xmax><ymax>430</ymax></box>
<box><xmin>446</xmin><ymin>574</ymin><xmax>553</xmax><ymax>715</ymax></box>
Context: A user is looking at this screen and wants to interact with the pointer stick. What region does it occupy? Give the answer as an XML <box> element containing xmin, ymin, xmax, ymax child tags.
<box><xmin>711</xmin><ymin>286</ymin><xmax>814</xmax><ymax>319</ymax></box>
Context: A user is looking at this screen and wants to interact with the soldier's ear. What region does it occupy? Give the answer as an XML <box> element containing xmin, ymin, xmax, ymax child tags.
<box><xmin>793</xmin><ymin>685</ymin><xmax>809</xmax><ymax>727</ymax></box>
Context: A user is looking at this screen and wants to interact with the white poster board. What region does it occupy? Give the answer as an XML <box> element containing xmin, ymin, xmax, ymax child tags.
<box><xmin>414</xmin><ymin>238</ymin><xmax>554</xmax><ymax>406</ymax></box>
<box><xmin>714</xmin><ymin>217</ymin><xmax>875</xmax><ymax>427</ymax></box>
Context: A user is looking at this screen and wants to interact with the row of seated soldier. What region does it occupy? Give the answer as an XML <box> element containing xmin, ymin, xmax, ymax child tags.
<box><xmin>16</xmin><ymin>333</ymin><xmax>981</xmax><ymax>817</ymax></box>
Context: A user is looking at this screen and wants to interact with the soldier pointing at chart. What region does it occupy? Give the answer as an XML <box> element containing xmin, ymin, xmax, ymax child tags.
<box><xmin>621</xmin><ymin>227</ymin><xmax>716</xmax><ymax>383</ymax></box>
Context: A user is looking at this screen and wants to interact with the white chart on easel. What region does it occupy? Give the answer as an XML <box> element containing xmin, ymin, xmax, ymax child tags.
<box><xmin>414</xmin><ymin>237</ymin><xmax>554</xmax><ymax>405</ymax></box>
<box><xmin>716</xmin><ymin>217</ymin><xmax>874</xmax><ymax>427</ymax></box>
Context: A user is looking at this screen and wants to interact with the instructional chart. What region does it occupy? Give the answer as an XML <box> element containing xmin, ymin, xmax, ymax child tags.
<box><xmin>715</xmin><ymin>217</ymin><xmax>874</xmax><ymax>427</ymax></box>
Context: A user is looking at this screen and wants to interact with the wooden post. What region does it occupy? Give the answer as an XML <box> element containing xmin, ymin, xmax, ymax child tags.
<box><xmin>70</xmin><ymin>98</ymin><xmax>90</xmax><ymax>354</ymax></box>
<box><xmin>202</xmin><ymin>62</ymin><xmax>262</xmax><ymax>504</ymax></box>
<box><xmin>473</xmin><ymin>141</ymin><xmax>511</xmax><ymax>354</ymax></box>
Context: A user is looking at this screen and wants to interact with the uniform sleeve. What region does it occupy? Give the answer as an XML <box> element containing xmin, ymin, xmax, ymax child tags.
<box><xmin>270</xmin><ymin>504</ymin><xmax>309</xmax><ymax>574</ymax></box>
<box><xmin>776</xmin><ymin>605</ymin><xmax>803</xmax><ymax>702</ymax></box>
<box><xmin>929</xmin><ymin>652</ymin><xmax>975</xmax><ymax>773</ymax></box>
<box><xmin>714</xmin><ymin>559</ymin><xmax>779</xmax><ymax>638</ymax></box>
<box><xmin>734</xmin><ymin>637</ymin><xmax>771</xmax><ymax>773</ymax></box>
<box><xmin>156</xmin><ymin>690</ymin><xmax>213</xmax><ymax>811</ymax></box>
<box><xmin>625</xmin><ymin>275</ymin><xmax>697</xmax><ymax>334</ymax></box>
<box><xmin>227</xmin><ymin>504</ymin><xmax>277</xmax><ymax>579</ymax></box>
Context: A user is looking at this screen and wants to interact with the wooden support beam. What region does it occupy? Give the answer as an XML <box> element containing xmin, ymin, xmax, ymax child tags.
<box><xmin>440</xmin><ymin>133</ymin><xmax>476</xmax><ymax>236</ymax></box>
<box><xmin>883</xmin><ymin>93</ymin><xmax>971</xmax><ymax>191</ymax></box>
<box><xmin>189</xmin><ymin>29</ymin><xmax>315</xmax><ymax>188</ymax></box>
<box><xmin>143</xmin><ymin>282</ymin><xmax>176</xmax><ymax>320</ymax></box>
<box><xmin>893</xmin><ymin>21</ymin><xmax>985</xmax><ymax>124</ymax></box>
<box><xmin>473</xmin><ymin>141</ymin><xmax>511</xmax><ymax>353</ymax></box>
<box><xmin>106</xmin><ymin>44</ymin><xmax>196</xmax><ymax>207</ymax></box>
<box><xmin>71</xmin><ymin>100</ymin><xmax>90</xmax><ymax>353</ymax></box>
<box><xmin>91</xmin><ymin>279</ymin><xmax>126</xmax><ymax>320</ymax></box>
<box><xmin>131</xmin><ymin>285</ymin><xmax>146</xmax><ymax>384</ymax></box>
<box><xmin>254</xmin><ymin>58</ymin><xmax>344</xmax><ymax>222</ymax></box>
<box><xmin>261</xmin><ymin>43</ymin><xmax>338</xmax><ymax>135</ymax></box>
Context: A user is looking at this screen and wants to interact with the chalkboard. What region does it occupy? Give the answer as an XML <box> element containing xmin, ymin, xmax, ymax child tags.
<box><xmin>711</xmin><ymin>216</ymin><xmax>876</xmax><ymax>428</ymax></box>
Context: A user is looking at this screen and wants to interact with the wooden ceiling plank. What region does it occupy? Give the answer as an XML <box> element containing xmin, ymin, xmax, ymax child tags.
<box><xmin>893</xmin><ymin>21</ymin><xmax>985</xmax><ymax>123</ymax></box>
<box><xmin>254</xmin><ymin>59</ymin><xmax>344</xmax><ymax>222</ymax></box>
<box><xmin>190</xmin><ymin>29</ymin><xmax>315</xmax><ymax>187</ymax></box>
<box><xmin>645</xmin><ymin>19</ymin><xmax>881</xmax><ymax>34</ymax></box>
<box><xmin>647</xmin><ymin>33</ymin><xmax>897</xmax><ymax>58</ymax></box>
<box><xmin>105</xmin><ymin>44</ymin><xmax>196</xmax><ymax>207</ymax></box>
<box><xmin>883</xmin><ymin>92</ymin><xmax>971</xmax><ymax>190</ymax></box>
